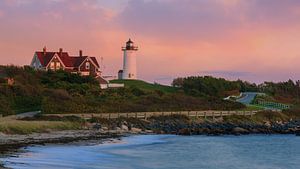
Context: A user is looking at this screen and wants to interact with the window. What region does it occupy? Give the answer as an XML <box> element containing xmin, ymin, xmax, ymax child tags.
<box><xmin>50</xmin><ymin>62</ymin><xmax>55</xmax><ymax>69</ymax></box>
<box><xmin>86</xmin><ymin>62</ymin><xmax>90</xmax><ymax>70</ymax></box>
<box><xmin>56</xmin><ymin>62</ymin><xmax>61</xmax><ymax>69</ymax></box>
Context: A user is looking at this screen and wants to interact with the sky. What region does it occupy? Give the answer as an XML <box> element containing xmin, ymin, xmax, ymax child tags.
<box><xmin>1</xmin><ymin>0</ymin><xmax>300</xmax><ymax>85</ymax></box>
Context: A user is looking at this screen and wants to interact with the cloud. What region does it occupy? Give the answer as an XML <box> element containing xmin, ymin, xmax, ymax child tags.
<box><xmin>1</xmin><ymin>0</ymin><xmax>300</xmax><ymax>84</ymax></box>
<box><xmin>0</xmin><ymin>0</ymin><xmax>121</xmax><ymax>63</ymax></box>
<box><xmin>116</xmin><ymin>0</ymin><xmax>300</xmax><ymax>41</ymax></box>
<box><xmin>0</xmin><ymin>10</ymin><xmax>3</xmax><ymax>18</ymax></box>
<box><xmin>117</xmin><ymin>0</ymin><xmax>239</xmax><ymax>40</ymax></box>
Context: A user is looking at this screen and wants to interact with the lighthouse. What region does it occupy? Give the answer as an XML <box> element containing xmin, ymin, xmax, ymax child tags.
<box><xmin>119</xmin><ymin>39</ymin><xmax>138</xmax><ymax>80</ymax></box>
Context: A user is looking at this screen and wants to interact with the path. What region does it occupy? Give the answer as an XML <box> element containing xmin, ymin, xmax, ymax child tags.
<box><xmin>237</xmin><ymin>92</ymin><xmax>260</xmax><ymax>104</ymax></box>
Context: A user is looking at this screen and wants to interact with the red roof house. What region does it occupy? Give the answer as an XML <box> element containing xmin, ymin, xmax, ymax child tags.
<box><xmin>31</xmin><ymin>47</ymin><xmax>101</xmax><ymax>77</ymax></box>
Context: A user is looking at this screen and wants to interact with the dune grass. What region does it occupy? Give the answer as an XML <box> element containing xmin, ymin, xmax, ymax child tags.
<box><xmin>0</xmin><ymin>120</ymin><xmax>82</xmax><ymax>135</ymax></box>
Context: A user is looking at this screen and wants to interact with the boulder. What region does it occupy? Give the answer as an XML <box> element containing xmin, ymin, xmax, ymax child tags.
<box><xmin>101</xmin><ymin>127</ymin><xmax>108</xmax><ymax>131</ymax></box>
<box><xmin>232</xmin><ymin>127</ymin><xmax>249</xmax><ymax>135</ymax></box>
<box><xmin>92</xmin><ymin>123</ymin><xmax>101</xmax><ymax>130</ymax></box>
<box><xmin>295</xmin><ymin>129</ymin><xmax>300</xmax><ymax>136</ymax></box>
<box><xmin>177</xmin><ymin>128</ymin><xmax>191</xmax><ymax>135</ymax></box>
<box><xmin>250</xmin><ymin>128</ymin><xmax>259</xmax><ymax>133</ymax></box>
<box><xmin>131</xmin><ymin>128</ymin><xmax>142</xmax><ymax>133</ymax></box>
<box><xmin>264</xmin><ymin>121</ymin><xmax>271</xmax><ymax>128</ymax></box>
<box><xmin>84</xmin><ymin>123</ymin><xmax>93</xmax><ymax>129</ymax></box>
<box><xmin>121</xmin><ymin>124</ymin><xmax>129</xmax><ymax>131</ymax></box>
<box><xmin>0</xmin><ymin>132</ymin><xmax>7</xmax><ymax>137</ymax></box>
<box><xmin>145</xmin><ymin>130</ymin><xmax>153</xmax><ymax>133</ymax></box>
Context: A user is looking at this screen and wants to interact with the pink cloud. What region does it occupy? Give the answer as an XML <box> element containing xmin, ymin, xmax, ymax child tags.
<box><xmin>0</xmin><ymin>0</ymin><xmax>300</xmax><ymax>84</ymax></box>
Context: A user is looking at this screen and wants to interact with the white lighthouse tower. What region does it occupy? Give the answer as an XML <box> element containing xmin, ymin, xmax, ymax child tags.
<box><xmin>120</xmin><ymin>39</ymin><xmax>138</xmax><ymax>80</ymax></box>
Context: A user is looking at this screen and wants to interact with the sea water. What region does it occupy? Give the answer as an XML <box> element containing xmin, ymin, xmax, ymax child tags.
<box><xmin>2</xmin><ymin>135</ymin><xmax>300</xmax><ymax>169</ymax></box>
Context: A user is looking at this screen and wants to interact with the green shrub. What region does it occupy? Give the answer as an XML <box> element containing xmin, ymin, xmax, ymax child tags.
<box><xmin>0</xmin><ymin>96</ymin><xmax>14</xmax><ymax>116</ymax></box>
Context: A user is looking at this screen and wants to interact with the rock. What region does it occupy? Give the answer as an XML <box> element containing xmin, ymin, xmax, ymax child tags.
<box><xmin>295</xmin><ymin>129</ymin><xmax>300</xmax><ymax>136</ymax></box>
<box><xmin>101</xmin><ymin>127</ymin><xmax>108</xmax><ymax>131</ymax></box>
<box><xmin>92</xmin><ymin>123</ymin><xmax>101</xmax><ymax>130</ymax></box>
<box><xmin>84</xmin><ymin>123</ymin><xmax>93</xmax><ymax>129</ymax></box>
<box><xmin>264</xmin><ymin>121</ymin><xmax>271</xmax><ymax>127</ymax></box>
<box><xmin>250</xmin><ymin>128</ymin><xmax>259</xmax><ymax>133</ymax></box>
<box><xmin>232</xmin><ymin>127</ymin><xmax>249</xmax><ymax>135</ymax></box>
<box><xmin>0</xmin><ymin>132</ymin><xmax>7</xmax><ymax>137</ymax></box>
<box><xmin>131</xmin><ymin>128</ymin><xmax>142</xmax><ymax>133</ymax></box>
<box><xmin>213</xmin><ymin>117</ymin><xmax>223</xmax><ymax>123</ymax></box>
<box><xmin>145</xmin><ymin>130</ymin><xmax>153</xmax><ymax>133</ymax></box>
<box><xmin>121</xmin><ymin>125</ymin><xmax>129</xmax><ymax>131</ymax></box>
<box><xmin>154</xmin><ymin>130</ymin><xmax>165</xmax><ymax>134</ymax></box>
<box><xmin>177</xmin><ymin>128</ymin><xmax>191</xmax><ymax>135</ymax></box>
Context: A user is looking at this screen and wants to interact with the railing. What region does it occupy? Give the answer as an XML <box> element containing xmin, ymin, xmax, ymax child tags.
<box><xmin>46</xmin><ymin>110</ymin><xmax>257</xmax><ymax>119</ymax></box>
<box><xmin>254</xmin><ymin>100</ymin><xmax>290</xmax><ymax>110</ymax></box>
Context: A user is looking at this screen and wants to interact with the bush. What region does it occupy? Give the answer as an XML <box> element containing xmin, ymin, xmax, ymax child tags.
<box><xmin>0</xmin><ymin>97</ymin><xmax>14</xmax><ymax>116</ymax></box>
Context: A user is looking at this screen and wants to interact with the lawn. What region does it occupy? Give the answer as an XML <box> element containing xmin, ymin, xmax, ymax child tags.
<box><xmin>110</xmin><ymin>79</ymin><xmax>178</xmax><ymax>93</ymax></box>
<box><xmin>0</xmin><ymin>120</ymin><xmax>81</xmax><ymax>134</ymax></box>
<box><xmin>241</xmin><ymin>104</ymin><xmax>265</xmax><ymax>111</ymax></box>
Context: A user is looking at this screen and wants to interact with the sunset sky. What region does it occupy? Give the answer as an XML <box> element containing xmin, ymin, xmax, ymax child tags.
<box><xmin>1</xmin><ymin>0</ymin><xmax>300</xmax><ymax>84</ymax></box>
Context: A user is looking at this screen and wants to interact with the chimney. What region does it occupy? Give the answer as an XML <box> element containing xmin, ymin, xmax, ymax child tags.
<box><xmin>79</xmin><ymin>50</ymin><xmax>83</xmax><ymax>57</ymax></box>
<box><xmin>43</xmin><ymin>46</ymin><xmax>47</xmax><ymax>55</ymax></box>
<box><xmin>59</xmin><ymin>48</ymin><xmax>63</xmax><ymax>55</ymax></box>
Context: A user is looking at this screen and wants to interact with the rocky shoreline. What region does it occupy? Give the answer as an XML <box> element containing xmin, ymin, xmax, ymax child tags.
<box><xmin>1</xmin><ymin>114</ymin><xmax>300</xmax><ymax>155</ymax></box>
<box><xmin>88</xmin><ymin>115</ymin><xmax>300</xmax><ymax>136</ymax></box>
<box><xmin>174</xmin><ymin>120</ymin><xmax>300</xmax><ymax>136</ymax></box>
<box><xmin>0</xmin><ymin>115</ymin><xmax>300</xmax><ymax>168</ymax></box>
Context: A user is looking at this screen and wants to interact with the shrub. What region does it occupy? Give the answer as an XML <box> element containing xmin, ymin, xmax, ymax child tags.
<box><xmin>0</xmin><ymin>96</ymin><xmax>14</xmax><ymax>116</ymax></box>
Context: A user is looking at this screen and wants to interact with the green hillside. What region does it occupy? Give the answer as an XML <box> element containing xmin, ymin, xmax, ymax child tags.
<box><xmin>110</xmin><ymin>79</ymin><xmax>178</xmax><ymax>93</ymax></box>
<box><xmin>0</xmin><ymin>66</ymin><xmax>245</xmax><ymax>116</ymax></box>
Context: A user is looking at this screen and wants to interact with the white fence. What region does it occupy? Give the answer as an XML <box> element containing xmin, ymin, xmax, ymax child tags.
<box><xmin>46</xmin><ymin>110</ymin><xmax>257</xmax><ymax>119</ymax></box>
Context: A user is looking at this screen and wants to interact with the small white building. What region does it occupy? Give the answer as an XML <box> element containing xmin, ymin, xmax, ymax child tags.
<box><xmin>118</xmin><ymin>39</ymin><xmax>138</xmax><ymax>80</ymax></box>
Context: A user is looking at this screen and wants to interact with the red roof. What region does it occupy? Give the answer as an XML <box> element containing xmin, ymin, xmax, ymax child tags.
<box><xmin>36</xmin><ymin>52</ymin><xmax>56</xmax><ymax>67</ymax></box>
<box><xmin>96</xmin><ymin>76</ymin><xmax>109</xmax><ymax>84</ymax></box>
<box><xmin>35</xmin><ymin>51</ymin><xmax>100</xmax><ymax>68</ymax></box>
<box><xmin>90</xmin><ymin>57</ymin><xmax>100</xmax><ymax>67</ymax></box>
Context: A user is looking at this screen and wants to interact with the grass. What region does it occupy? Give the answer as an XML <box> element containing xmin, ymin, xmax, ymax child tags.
<box><xmin>251</xmin><ymin>111</ymin><xmax>291</xmax><ymax>122</ymax></box>
<box><xmin>0</xmin><ymin>120</ymin><xmax>82</xmax><ymax>135</ymax></box>
<box><xmin>110</xmin><ymin>79</ymin><xmax>178</xmax><ymax>93</ymax></box>
<box><xmin>240</xmin><ymin>104</ymin><xmax>265</xmax><ymax>111</ymax></box>
<box><xmin>252</xmin><ymin>95</ymin><xmax>292</xmax><ymax>110</ymax></box>
<box><xmin>224</xmin><ymin>110</ymin><xmax>300</xmax><ymax>124</ymax></box>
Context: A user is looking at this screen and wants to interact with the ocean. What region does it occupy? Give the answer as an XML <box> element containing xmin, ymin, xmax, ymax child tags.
<box><xmin>2</xmin><ymin>135</ymin><xmax>300</xmax><ymax>169</ymax></box>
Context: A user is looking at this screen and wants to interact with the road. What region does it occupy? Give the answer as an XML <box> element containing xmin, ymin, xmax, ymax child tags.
<box><xmin>237</xmin><ymin>92</ymin><xmax>260</xmax><ymax>104</ymax></box>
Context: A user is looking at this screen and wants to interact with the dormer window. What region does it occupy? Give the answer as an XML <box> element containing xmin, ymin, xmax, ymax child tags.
<box><xmin>86</xmin><ymin>62</ymin><xmax>90</xmax><ymax>70</ymax></box>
